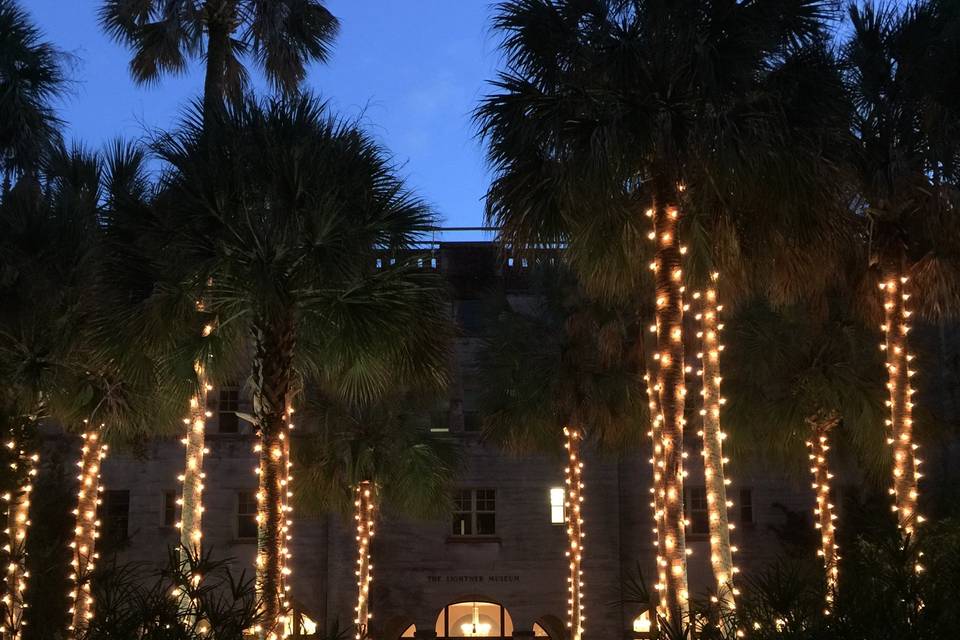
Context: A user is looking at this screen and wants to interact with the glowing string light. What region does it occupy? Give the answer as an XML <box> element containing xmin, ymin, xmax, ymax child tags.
<box><xmin>806</xmin><ymin>416</ymin><xmax>840</xmax><ymax>614</ymax></box>
<box><xmin>176</xmin><ymin>357</ymin><xmax>211</xmax><ymax>613</ymax></box>
<box><xmin>353</xmin><ymin>481</ymin><xmax>377</xmax><ymax>640</ymax></box>
<box><xmin>255</xmin><ymin>403</ymin><xmax>296</xmax><ymax>640</ymax></box>
<box><xmin>1</xmin><ymin>443</ymin><xmax>38</xmax><ymax>639</ymax></box>
<box><xmin>67</xmin><ymin>426</ymin><xmax>107</xmax><ymax>637</ymax></box>
<box><xmin>879</xmin><ymin>276</ymin><xmax>923</xmax><ymax>544</ymax></box>
<box><xmin>693</xmin><ymin>277</ymin><xmax>739</xmax><ymax>623</ymax></box>
<box><xmin>563</xmin><ymin>427</ymin><xmax>585</xmax><ymax>640</ymax></box>
<box><xmin>647</xmin><ymin>203</ymin><xmax>690</xmax><ymax>624</ymax></box>
<box><xmin>644</xmin><ymin>371</ymin><xmax>667</xmax><ymax>619</ymax></box>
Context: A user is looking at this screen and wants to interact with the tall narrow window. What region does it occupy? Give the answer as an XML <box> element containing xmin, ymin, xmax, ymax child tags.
<box><xmin>550</xmin><ymin>487</ymin><xmax>566</xmax><ymax>524</ymax></box>
<box><xmin>218</xmin><ymin>387</ymin><xmax>240</xmax><ymax>433</ymax></box>
<box><xmin>236</xmin><ymin>491</ymin><xmax>258</xmax><ymax>540</ymax></box>
<box><xmin>100</xmin><ymin>490</ymin><xmax>130</xmax><ymax>546</ymax></box>
<box><xmin>451</xmin><ymin>489</ymin><xmax>496</xmax><ymax>537</ymax></box>
<box><xmin>684</xmin><ymin>487</ymin><xmax>709</xmax><ymax>535</ymax></box>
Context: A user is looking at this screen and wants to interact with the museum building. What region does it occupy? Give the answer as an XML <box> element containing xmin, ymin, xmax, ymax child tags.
<box><xmin>56</xmin><ymin>243</ymin><xmax>930</xmax><ymax>639</ymax></box>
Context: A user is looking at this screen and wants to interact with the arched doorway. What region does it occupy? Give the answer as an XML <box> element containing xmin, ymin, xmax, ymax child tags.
<box><xmin>434</xmin><ymin>601</ymin><xmax>514</xmax><ymax>638</ymax></box>
<box><xmin>533</xmin><ymin>615</ymin><xmax>565</xmax><ymax>639</ymax></box>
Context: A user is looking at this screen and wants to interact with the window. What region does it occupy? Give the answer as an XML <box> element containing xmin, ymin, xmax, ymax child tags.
<box><xmin>236</xmin><ymin>491</ymin><xmax>258</xmax><ymax>540</ymax></box>
<box><xmin>100</xmin><ymin>490</ymin><xmax>130</xmax><ymax>545</ymax></box>
<box><xmin>633</xmin><ymin>611</ymin><xmax>653</xmax><ymax>635</ymax></box>
<box><xmin>435</xmin><ymin>601</ymin><xmax>513</xmax><ymax>638</ymax></box>
<box><xmin>163</xmin><ymin>491</ymin><xmax>180</xmax><ymax>527</ymax></box>
<box><xmin>740</xmin><ymin>488</ymin><xmax>754</xmax><ymax>524</ymax></box>
<box><xmin>218</xmin><ymin>388</ymin><xmax>240</xmax><ymax>433</ymax></box>
<box><xmin>456</xmin><ymin>300</ymin><xmax>490</xmax><ymax>334</ymax></box>
<box><xmin>684</xmin><ymin>487</ymin><xmax>709</xmax><ymax>535</ymax></box>
<box><xmin>550</xmin><ymin>487</ymin><xmax>566</xmax><ymax>524</ymax></box>
<box><xmin>452</xmin><ymin>489</ymin><xmax>496</xmax><ymax>536</ymax></box>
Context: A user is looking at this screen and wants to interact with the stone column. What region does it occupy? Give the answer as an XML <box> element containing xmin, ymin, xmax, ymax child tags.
<box><xmin>512</xmin><ymin>631</ymin><xmax>536</xmax><ymax>638</ymax></box>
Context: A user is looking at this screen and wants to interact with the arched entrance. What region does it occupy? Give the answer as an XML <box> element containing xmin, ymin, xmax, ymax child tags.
<box><xmin>434</xmin><ymin>600</ymin><xmax>514</xmax><ymax>638</ymax></box>
<box><xmin>533</xmin><ymin>615</ymin><xmax>565</xmax><ymax>638</ymax></box>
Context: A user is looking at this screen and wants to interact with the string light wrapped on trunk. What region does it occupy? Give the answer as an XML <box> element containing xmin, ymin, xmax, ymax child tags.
<box><xmin>176</xmin><ymin>351</ymin><xmax>212</xmax><ymax>612</ymax></box>
<box><xmin>644</xmin><ymin>372</ymin><xmax>667</xmax><ymax>619</ymax></box>
<box><xmin>879</xmin><ymin>275</ymin><xmax>923</xmax><ymax>547</ymax></box>
<box><xmin>647</xmin><ymin>202</ymin><xmax>690</xmax><ymax>624</ymax></box>
<box><xmin>68</xmin><ymin>426</ymin><xmax>107</xmax><ymax>637</ymax></box>
<box><xmin>280</xmin><ymin>406</ymin><xmax>295</xmax><ymax>635</ymax></box>
<box><xmin>254</xmin><ymin>403</ymin><xmax>296</xmax><ymax>639</ymax></box>
<box><xmin>806</xmin><ymin>416</ymin><xmax>840</xmax><ymax>614</ymax></box>
<box><xmin>563</xmin><ymin>427</ymin><xmax>585</xmax><ymax>640</ymax></box>
<box><xmin>693</xmin><ymin>277</ymin><xmax>740</xmax><ymax>624</ymax></box>
<box><xmin>353</xmin><ymin>481</ymin><xmax>377</xmax><ymax>639</ymax></box>
<box><xmin>1</xmin><ymin>442</ymin><xmax>38</xmax><ymax>639</ymax></box>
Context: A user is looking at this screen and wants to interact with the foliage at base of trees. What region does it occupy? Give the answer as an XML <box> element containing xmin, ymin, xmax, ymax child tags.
<box><xmin>631</xmin><ymin>519</ymin><xmax>960</xmax><ymax>640</ymax></box>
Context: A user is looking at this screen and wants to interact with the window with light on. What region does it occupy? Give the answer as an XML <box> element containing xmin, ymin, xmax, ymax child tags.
<box><xmin>550</xmin><ymin>487</ymin><xmax>566</xmax><ymax>524</ymax></box>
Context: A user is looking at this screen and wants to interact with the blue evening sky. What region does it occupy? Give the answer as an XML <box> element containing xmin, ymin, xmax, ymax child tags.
<box><xmin>26</xmin><ymin>1</ymin><xmax>501</xmax><ymax>239</ymax></box>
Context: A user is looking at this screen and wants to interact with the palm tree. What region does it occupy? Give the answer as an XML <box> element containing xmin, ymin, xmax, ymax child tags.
<box><xmin>722</xmin><ymin>294</ymin><xmax>886</xmax><ymax>614</ymax></box>
<box><xmin>0</xmin><ymin>0</ymin><xmax>67</xmax><ymax>191</ymax></box>
<box><xmin>293</xmin><ymin>392</ymin><xmax>459</xmax><ymax>640</ymax></box>
<box><xmin>476</xmin><ymin>0</ymin><xmax>846</xmax><ymax>622</ymax></box>
<box><xmin>99</xmin><ymin>0</ymin><xmax>339</xmax><ymax>116</ymax></box>
<box><xmin>476</xmin><ymin>267</ymin><xmax>648</xmax><ymax>638</ymax></box>
<box><xmin>146</xmin><ymin>94</ymin><xmax>450</xmax><ymax>638</ymax></box>
<box><xmin>841</xmin><ymin>0</ymin><xmax>960</xmax><ymax>540</ymax></box>
<box><xmin>99</xmin><ymin>0</ymin><xmax>340</xmax><ymax>586</ymax></box>
<box><xmin>0</xmin><ymin>144</ymin><xmax>182</xmax><ymax>637</ymax></box>
<box><xmin>96</xmin><ymin>137</ymin><xmax>226</xmax><ymax>608</ymax></box>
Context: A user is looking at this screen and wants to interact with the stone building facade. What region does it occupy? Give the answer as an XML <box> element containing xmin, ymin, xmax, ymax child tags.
<box><xmin>69</xmin><ymin>242</ymin><xmax>944</xmax><ymax>639</ymax></box>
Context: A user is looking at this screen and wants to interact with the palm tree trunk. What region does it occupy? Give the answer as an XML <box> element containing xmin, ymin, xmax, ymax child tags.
<box><xmin>280</xmin><ymin>399</ymin><xmax>294</xmax><ymax>622</ymax></box>
<box><xmin>177</xmin><ymin>361</ymin><xmax>210</xmax><ymax>614</ymax></box>
<box><xmin>563</xmin><ymin>427</ymin><xmax>585</xmax><ymax>640</ymax></box>
<box><xmin>643</xmin><ymin>369</ymin><xmax>668</xmax><ymax>622</ymax></box>
<box><xmin>2</xmin><ymin>444</ymin><xmax>38</xmax><ymax>639</ymax></box>
<box><xmin>805</xmin><ymin>413</ymin><xmax>840</xmax><ymax>614</ymax></box>
<box><xmin>252</xmin><ymin>316</ymin><xmax>296</xmax><ymax>640</ymax></box>
<box><xmin>648</xmin><ymin>192</ymin><xmax>690</xmax><ymax>624</ymax></box>
<box><xmin>694</xmin><ymin>279</ymin><xmax>737</xmax><ymax>616</ymax></box>
<box><xmin>879</xmin><ymin>267</ymin><xmax>922</xmax><ymax>537</ymax></box>
<box><xmin>353</xmin><ymin>481</ymin><xmax>377</xmax><ymax>640</ymax></box>
<box><xmin>202</xmin><ymin>8</ymin><xmax>232</xmax><ymax>118</ymax></box>
<box><xmin>68</xmin><ymin>428</ymin><xmax>107</xmax><ymax>637</ymax></box>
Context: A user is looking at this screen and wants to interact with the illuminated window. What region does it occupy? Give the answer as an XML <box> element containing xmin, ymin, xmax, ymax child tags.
<box><xmin>236</xmin><ymin>491</ymin><xmax>258</xmax><ymax>540</ymax></box>
<box><xmin>633</xmin><ymin>611</ymin><xmax>652</xmax><ymax>635</ymax></box>
<box><xmin>400</xmin><ymin>625</ymin><xmax>416</xmax><ymax>637</ymax></box>
<box><xmin>452</xmin><ymin>489</ymin><xmax>496</xmax><ymax>536</ymax></box>
<box><xmin>435</xmin><ymin>601</ymin><xmax>513</xmax><ymax>638</ymax></box>
<box><xmin>285</xmin><ymin>611</ymin><xmax>317</xmax><ymax>636</ymax></box>
<box><xmin>550</xmin><ymin>487</ymin><xmax>565</xmax><ymax>524</ymax></box>
<box><xmin>533</xmin><ymin>622</ymin><xmax>550</xmax><ymax>636</ymax></box>
<box><xmin>684</xmin><ymin>486</ymin><xmax>709</xmax><ymax>535</ymax></box>
<box><xmin>217</xmin><ymin>387</ymin><xmax>240</xmax><ymax>433</ymax></box>
<box><xmin>162</xmin><ymin>490</ymin><xmax>180</xmax><ymax>527</ymax></box>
